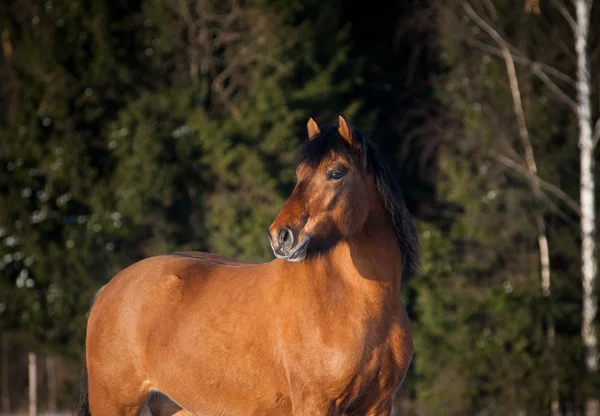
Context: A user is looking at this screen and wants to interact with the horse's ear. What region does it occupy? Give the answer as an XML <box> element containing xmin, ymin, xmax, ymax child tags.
<box><xmin>337</xmin><ymin>115</ymin><xmax>358</xmax><ymax>149</ymax></box>
<box><xmin>307</xmin><ymin>117</ymin><xmax>321</xmax><ymax>140</ymax></box>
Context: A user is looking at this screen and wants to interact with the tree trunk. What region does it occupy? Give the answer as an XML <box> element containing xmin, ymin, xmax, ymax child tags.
<box><xmin>28</xmin><ymin>352</ymin><xmax>37</xmax><ymax>416</ymax></box>
<box><xmin>538</xmin><ymin>218</ymin><xmax>560</xmax><ymax>416</ymax></box>
<box><xmin>575</xmin><ymin>1</ymin><xmax>597</xmax><ymax>415</ymax></box>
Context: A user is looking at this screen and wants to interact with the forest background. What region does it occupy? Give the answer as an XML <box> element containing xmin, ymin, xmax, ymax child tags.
<box><xmin>1</xmin><ymin>0</ymin><xmax>600</xmax><ymax>415</ymax></box>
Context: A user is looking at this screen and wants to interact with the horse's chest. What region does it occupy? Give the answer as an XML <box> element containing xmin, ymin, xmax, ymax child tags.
<box><xmin>278</xmin><ymin>283</ymin><xmax>411</xmax><ymax>404</ymax></box>
<box><xmin>284</xmin><ymin>313</ymin><xmax>390</xmax><ymax>385</ymax></box>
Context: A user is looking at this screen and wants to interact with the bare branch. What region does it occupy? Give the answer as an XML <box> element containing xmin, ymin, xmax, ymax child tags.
<box><xmin>461</xmin><ymin>3</ymin><xmax>531</xmax><ymax>62</ymax></box>
<box><xmin>463</xmin><ymin>2</ymin><xmax>576</xmax><ymax>220</ymax></box>
<box><xmin>482</xmin><ymin>0</ymin><xmax>498</xmax><ymax>20</ymax></box>
<box><xmin>463</xmin><ymin>5</ymin><xmax>570</xmax><ymax>320</ymax></box>
<box><xmin>464</xmin><ymin>4</ymin><xmax>537</xmax><ymax>173</ymax></box>
<box><xmin>463</xmin><ymin>3</ymin><xmax>509</xmax><ymax>52</ymax></box>
<box><xmin>464</xmin><ymin>2</ymin><xmax>577</xmax><ymax>115</ymax></box>
<box><xmin>549</xmin><ymin>30</ymin><xmax>577</xmax><ymax>62</ymax></box>
<box><xmin>551</xmin><ymin>0</ymin><xmax>578</xmax><ymax>34</ymax></box>
<box><xmin>537</xmin><ymin>186</ymin><xmax>581</xmax><ymax>226</ymax></box>
<box><xmin>488</xmin><ymin>150</ymin><xmax>582</xmax><ymax>215</ymax></box>
<box><xmin>464</xmin><ymin>3</ymin><xmax>579</xmax><ymax>117</ymax></box>
<box><xmin>531</xmin><ymin>64</ymin><xmax>579</xmax><ymax>113</ymax></box>
<box><xmin>467</xmin><ymin>39</ymin><xmax>576</xmax><ymax>86</ymax></box>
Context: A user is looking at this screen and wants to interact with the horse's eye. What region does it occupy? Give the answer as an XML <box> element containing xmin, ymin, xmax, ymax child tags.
<box><xmin>327</xmin><ymin>170</ymin><xmax>346</xmax><ymax>181</ymax></box>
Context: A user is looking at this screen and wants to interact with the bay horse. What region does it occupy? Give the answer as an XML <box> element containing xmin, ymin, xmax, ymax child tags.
<box><xmin>74</xmin><ymin>115</ymin><xmax>420</xmax><ymax>416</ymax></box>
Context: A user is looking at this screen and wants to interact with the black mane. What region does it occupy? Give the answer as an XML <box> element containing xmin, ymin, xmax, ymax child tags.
<box><xmin>298</xmin><ymin>125</ymin><xmax>421</xmax><ymax>278</ymax></box>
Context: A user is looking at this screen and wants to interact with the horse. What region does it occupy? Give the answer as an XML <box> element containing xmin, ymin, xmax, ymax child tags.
<box><xmin>73</xmin><ymin>115</ymin><xmax>420</xmax><ymax>416</ymax></box>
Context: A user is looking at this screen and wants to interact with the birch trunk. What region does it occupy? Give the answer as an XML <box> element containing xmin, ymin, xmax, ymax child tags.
<box><xmin>28</xmin><ymin>352</ymin><xmax>37</xmax><ymax>416</ymax></box>
<box><xmin>575</xmin><ymin>1</ymin><xmax>598</xmax><ymax>415</ymax></box>
<box><xmin>538</xmin><ymin>218</ymin><xmax>559</xmax><ymax>415</ymax></box>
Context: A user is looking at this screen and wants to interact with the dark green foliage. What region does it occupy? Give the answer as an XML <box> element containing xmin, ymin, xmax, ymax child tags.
<box><xmin>0</xmin><ymin>0</ymin><xmax>152</xmax><ymax>356</ymax></box>
<box><xmin>0</xmin><ymin>0</ymin><xmax>597</xmax><ymax>413</ymax></box>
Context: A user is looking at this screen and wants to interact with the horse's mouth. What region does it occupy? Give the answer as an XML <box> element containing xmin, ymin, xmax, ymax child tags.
<box><xmin>274</xmin><ymin>238</ymin><xmax>310</xmax><ymax>262</ymax></box>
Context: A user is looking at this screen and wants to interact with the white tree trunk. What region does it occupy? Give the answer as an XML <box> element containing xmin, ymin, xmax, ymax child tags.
<box><xmin>28</xmin><ymin>352</ymin><xmax>37</xmax><ymax>416</ymax></box>
<box><xmin>575</xmin><ymin>1</ymin><xmax>597</xmax><ymax>415</ymax></box>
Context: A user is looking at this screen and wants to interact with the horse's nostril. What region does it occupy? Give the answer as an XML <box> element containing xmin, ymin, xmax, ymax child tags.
<box><xmin>279</xmin><ymin>227</ymin><xmax>294</xmax><ymax>251</ymax></box>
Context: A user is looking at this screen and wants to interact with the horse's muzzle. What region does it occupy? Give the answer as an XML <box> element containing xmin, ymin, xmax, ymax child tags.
<box><xmin>268</xmin><ymin>226</ymin><xmax>310</xmax><ymax>262</ymax></box>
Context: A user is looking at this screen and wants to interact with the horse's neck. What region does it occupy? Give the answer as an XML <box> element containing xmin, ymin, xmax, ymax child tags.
<box><xmin>327</xmin><ymin>209</ymin><xmax>404</xmax><ymax>294</ymax></box>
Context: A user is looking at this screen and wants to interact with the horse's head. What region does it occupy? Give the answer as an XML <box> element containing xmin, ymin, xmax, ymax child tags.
<box><xmin>268</xmin><ymin>116</ymin><xmax>375</xmax><ymax>262</ymax></box>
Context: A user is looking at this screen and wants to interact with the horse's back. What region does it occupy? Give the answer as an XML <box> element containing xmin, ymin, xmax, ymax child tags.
<box><xmin>86</xmin><ymin>255</ymin><xmax>206</xmax><ymax>352</ymax></box>
<box><xmin>171</xmin><ymin>251</ymin><xmax>250</xmax><ymax>266</ymax></box>
<box><xmin>86</xmin><ymin>254</ymin><xmax>245</xmax><ymax>360</ymax></box>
